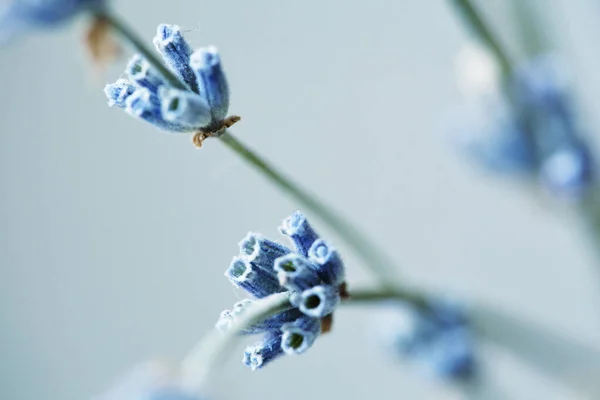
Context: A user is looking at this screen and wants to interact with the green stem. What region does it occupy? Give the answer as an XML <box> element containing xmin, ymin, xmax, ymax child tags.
<box><xmin>182</xmin><ymin>286</ymin><xmax>600</xmax><ymax>397</ymax></box>
<box><xmin>94</xmin><ymin>10</ymin><xmax>187</xmax><ymax>90</ymax></box>
<box><xmin>449</xmin><ymin>0</ymin><xmax>514</xmax><ymax>84</ymax></box>
<box><xmin>219</xmin><ymin>132</ymin><xmax>401</xmax><ymax>289</ymax></box>
<box><xmin>181</xmin><ymin>286</ymin><xmax>426</xmax><ymax>390</ymax></box>
<box><xmin>508</xmin><ymin>0</ymin><xmax>547</xmax><ymax>58</ymax></box>
<box><xmin>99</xmin><ymin>10</ymin><xmax>402</xmax><ymax>289</ymax></box>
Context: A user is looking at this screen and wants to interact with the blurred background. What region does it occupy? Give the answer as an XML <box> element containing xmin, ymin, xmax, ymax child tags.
<box><xmin>2</xmin><ymin>0</ymin><xmax>600</xmax><ymax>399</ymax></box>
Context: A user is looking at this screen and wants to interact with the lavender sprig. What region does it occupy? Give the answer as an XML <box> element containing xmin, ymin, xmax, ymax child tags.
<box><xmin>98</xmin><ymin>11</ymin><xmax>403</xmax><ymax>289</ymax></box>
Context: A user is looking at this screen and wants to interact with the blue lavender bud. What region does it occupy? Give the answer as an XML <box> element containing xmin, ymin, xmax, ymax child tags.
<box><xmin>95</xmin><ymin>362</ymin><xmax>204</xmax><ymax>400</ymax></box>
<box><xmin>372</xmin><ymin>300</ymin><xmax>476</xmax><ymax>381</ymax></box>
<box><xmin>308</xmin><ymin>239</ymin><xmax>345</xmax><ymax>286</ymax></box>
<box><xmin>158</xmin><ymin>87</ymin><xmax>212</xmax><ymax>129</ymax></box>
<box><xmin>540</xmin><ymin>145</ymin><xmax>594</xmax><ymax>199</ymax></box>
<box><xmin>514</xmin><ymin>54</ymin><xmax>568</xmax><ymax>106</ymax></box>
<box><xmin>126</xmin><ymin>55</ymin><xmax>164</xmax><ymax>95</ymax></box>
<box><xmin>217</xmin><ymin>299</ymin><xmax>303</xmax><ymax>335</ymax></box>
<box><xmin>279</xmin><ymin>210</ymin><xmax>320</xmax><ymax>256</ymax></box>
<box><xmin>243</xmin><ymin>332</ymin><xmax>284</xmax><ymax>371</ymax></box>
<box><xmin>0</xmin><ymin>0</ymin><xmax>106</xmax><ymax>41</ymax></box>
<box><xmin>296</xmin><ymin>285</ymin><xmax>340</xmax><ymax>318</ymax></box>
<box><xmin>447</xmin><ymin>99</ymin><xmax>536</xmax><ymax>174</ymax></box>
<box><xmin>225</xmin><ymin>257</ymin><xmax>284</xmax><ymax>298</ymax></box>
<box><xmin>190</xmin><ymin>47</ymin><xmax>230</xmax><ymax>122</ymax></box>
<box><xmin>274</xmin><ymin>253</ymin><xmax>323</xmax><ymax>291</ymax></box>
<box><xmin>153</xmin><ymin>24</ymin><xmax>198</xmax><ymax>92</ymax></box>
<box><xmin>281</xmin><ymin>315</ymin><xmax>321</xmax><ymax>355</ymax></box>
<box><xmin>427</xmin><ymin>328</ymin><xmax>476</xmax><ymax>380</ymax></box>
<box><xmin>125</xmin><ymin>88</ymin><xmax>179</xmax><ymax>131</ymax></box>
<box><xmin>239</xmin><ymin>232</ymin><xmax>291</xmax><ymax>272</ymax></box>
<box><xmin>104</xmin><ymin>79</ymin><xmax>136</xmax><ymax>108</ymax></box>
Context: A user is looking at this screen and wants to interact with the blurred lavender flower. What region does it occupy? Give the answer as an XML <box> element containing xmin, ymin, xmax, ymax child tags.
<box><xmin>218</xmin><ymin>210</ymin><xmax>346</xmax><ymax>370</ymax></box>
<box><xmin>105</xmin><ymin>23</ymin><xmax>238</xmax><ymax>145</ymax></box>
<box><xmin>0</xmin><ymin>0</ymin><xmax>106</xmax><ymax>41</ymax></box>
<box><xmin>446</xmin><ymin>45</ymin><xmax>595</xmax><ymax>199</ymax></box>
<box><xmin>445</xmin><ymin>94</ymin><xmax>536</xmax><ymax>174</ymax></box>
<box><xmin>372</xmin><ymin>300</ymin><xmax>476</xmax><ymax>381</ymax></box>
<box><xmin>514</xmin><ymin>55</ymin><xmax>595</xmax><ymax>199</ymax></box>
<box><xmin>95</xmin><ymin>362</ymin><xmax>205</xmax><ymax>400</ymax></box>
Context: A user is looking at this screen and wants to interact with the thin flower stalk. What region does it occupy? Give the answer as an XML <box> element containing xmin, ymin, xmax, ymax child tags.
<box><xmin>99</xmin><ymin>10</ymin><xmax>402</xmax><ymax>289</ymax></box>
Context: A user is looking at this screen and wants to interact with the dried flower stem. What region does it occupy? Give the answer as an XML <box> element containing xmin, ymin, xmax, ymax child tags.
<box><xmin>99</xmin><ymin>10</ymin><xmax>402</xmax><ymax>289</ymax></box>
<box><xmin>219</xmin><ymin>132</ymin><xmax>402</xmax><ymax>289</ymax></box>
<box><xmin>182</xmin><ymin>285</ymin><xmax>600</xmax><ymax>398</ymax></box>
<box><xmin>181</xmin><ymin>285</ymin><xmax>428</xmax><ymax>390</ymax></box>
<box><xmin>449</xmin><ymin>0</ymin><xmax>514</xmax><ymax>82</ymax></box>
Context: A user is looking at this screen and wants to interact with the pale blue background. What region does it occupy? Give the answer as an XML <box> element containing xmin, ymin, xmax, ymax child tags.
<box><xmin>2</xmin><ymin>1</ymin><xmax>600</xmax><ymax>399</ymax></box>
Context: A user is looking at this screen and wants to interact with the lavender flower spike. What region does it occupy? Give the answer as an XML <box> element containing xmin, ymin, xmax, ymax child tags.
<box><xmin>243</xmin><ymin>333</ymin><xmax>284</xmax><ymax>370</ymax></box>
<box><xmin>0</xmin><ymin>0</ymin><xmax>106</xmax><ymax>42</ymax></box>
<box><xmin>153</xmin><ymin>24</ymin><xmax>198</xmax><ymax>92</ymax></box>
<box><xmin>281</xmin><ymin>315</ymin><xmax>321</xmax><ymax>355</ymax></box>
<box><xmin>222</xmin><ymin>211</ymin><xmax>344</xmax><ymax>369</ymax></box>
<box><xmin>308</xmin><ymin>239</ymin><xmax>345</xmax><ymax>286</ymax></box>
<box><xmin>279</xmin><ymin>210</ymin><xmax>320</xmax><ymax>256</ymax></box>
<box><xmin>274</xmin><ymin>253</ymin><xmax>323</xmax><ymax>291</ymax></box>
<box><xmin>159</xmin><ymin>87</ymin><xmax>212</xmax><ymax>129</ymax></box>
<box><xmin>372</xmin><ymin>299</ymin><xmax>476</xmax><ymax>381</ymax></box>
<box><xmin>190</xmin><ymin>46</ymin><xmax>230</xmax><ymax>122</ymax></box>
<box><xmin>104</xmin><ymin>79</ymin><xmax>136</xmax><ymax>108</ymax></box>
<box><xmin>297</xmin><ymin>285</ymin><xmax>340</xmax><ymax>318</ymax></box>
<box><xmin>225</xmin><ymin>257</ymin><xmax>284</xmax><ymax>298</ymax></box>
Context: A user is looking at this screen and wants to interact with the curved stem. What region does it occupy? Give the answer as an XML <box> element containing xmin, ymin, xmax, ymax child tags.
<box><xmin>181</xmin><ymin>286</ymin><xmax>425</xmax><ymax>390</ymax></box>
<box><xmin>180</xmin><ymin>292</ymin><xmax>293</xmax><ymax>390</ymax></box>
<box><xmin>93</xmin><ymin>10</ymin><xmax>187</xmax><ymax>90</ymax></box>
<box><xmin>99</xmin><ymin>10</ymin><xmax>402</xmax><ymax>290</ymax></box>
<box><xmin>182</xmin><ymin>285</ymin><xmax>600</xmax><ymax>398</ymax></box>
<box><xmin>219</xmin><ymin>132</ymin><xmax>402</xmax><ymax>290</ymax></box>
<box><xmin>449</xmin><ymin>0</ymin><xmax>514</xmax><ymax>83</ymax></box>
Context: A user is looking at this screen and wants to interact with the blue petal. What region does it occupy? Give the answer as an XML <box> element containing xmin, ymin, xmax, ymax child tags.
<box><xmin>104</xmin><ymin>79</ymin><xmax>136</xmax><ymax>108</ymax></box>
<box><xmin>281</xmin><ymin>315</ymin><xmax>321</xmax><ymax>355</ymax></box>
<box><xmin>308</xmin><ymin>239</ymin><xmax>345</xmax><ymax>286</ymax></box>
<box><xmin>297</xmin><ymin>285</ymin><xmax>340</xmax><ymax>318</ymax></box>
<box><xmin>158</xmin><ymin>87</ymin><xmax>212</xmax><ymax>129</ymax></box>
<box><xmin>225</xmin><ymin>257</ymin><xmax>285</xmax><ymax>298</ymax></box>
<box><xmin>190</xmin><ymin>46</ymin><xmax>230</xmax><ymax>122</ymax></box>
<box><xmin>126</xmin><ymin>54</ymin><xmax>165</xmax><ymax>95</ymax></box>
<box><xmin>279</xmin><ymin>210</ymin><xmax>320</xmax><ymax>257</ymax></box>
<box><xmin>125</xmin><ymin>87</ymin><xmax>181</xmax><ymax>131</ymax></box>
<box><xmin>274</xmin><ymin>253</ymin><xmax>323</xmax><ymax>291</ymax></box>
<box><xmin>243</xmin><ymin>332</ymin><xmax>284</xmax><ymax>370</ymax></box>
<box><xmin>239</xmin><ymin>232</ymin><xmax>291</xmax><ymax>272</ymax></box>
<box><xmin>153</xmin><ymin>24</ymin><xmax>198</xmax><ymax>92</ymax></box>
